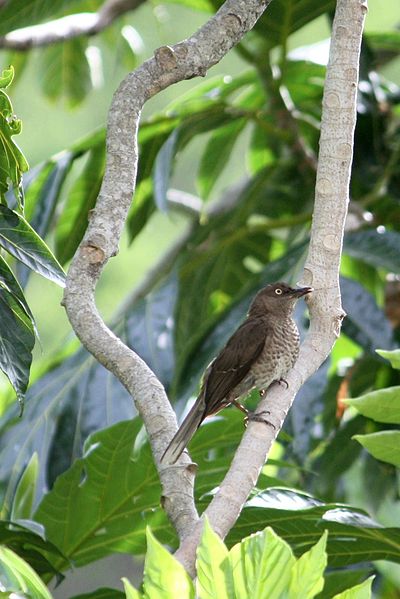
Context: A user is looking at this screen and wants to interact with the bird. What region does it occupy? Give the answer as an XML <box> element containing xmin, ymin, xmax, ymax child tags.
<box><xmin>161</xmin><ymin>282</ymin><xmax>313</xmax><ymax>464</ymax></box>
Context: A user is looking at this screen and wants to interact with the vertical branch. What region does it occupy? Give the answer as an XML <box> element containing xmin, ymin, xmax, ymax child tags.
<box><xmin>174</xmin><ymin>0</ymin><xmax>367</xmax><ymax>574</ymax></box>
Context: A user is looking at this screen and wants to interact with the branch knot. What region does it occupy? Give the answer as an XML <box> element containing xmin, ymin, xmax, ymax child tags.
<box><xmin>155</xmin><ymin>45</ymin><xmax>178</xmax><ymax>70</ymax></box>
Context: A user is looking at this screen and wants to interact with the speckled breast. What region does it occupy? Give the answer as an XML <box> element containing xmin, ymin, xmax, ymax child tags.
<box><xmin>251</xmin><ymin>316</ymin><xmax>300</xmax><ymax>390</ymax></box>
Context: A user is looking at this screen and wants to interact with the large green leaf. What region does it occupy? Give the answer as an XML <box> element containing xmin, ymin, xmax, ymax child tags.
<box><xmin>344</xmin><ymin>387</ymin><xmax>400</xmax><ymax>424</ymax></box>
<box><xmin>230</xmin><ymin>527</ymin><xmax>295</xmax><ymax>599</ymax></box>
<box><xmin>353</xmin><ymin>431</ymin><xmax>400</xmax><ymax>467</ymax></box>
<box><xmin>226</xmin><ymin>488</ymin><xmax>400</xmax><ymax>566</ymax></box>
<box><xmin>0</xmin><ymin>205</ymin><xmax>65</xmax><ymax>286</ymax></box>
<box><xmin>288</xmin><ymin>533</ymin><xmax>327</xmax><ymax>599</ymax></box>
<box><xmin>40</xmin><ymin>37</ymin><xmax>92</xmax><ymax>107</ymax></box>
<box><xmin>316</xmin><ymin>569</ymin><xmax>372</xmax><ymax>599</ymax></box>
<box><xmin>332</xmin><ymin>578</ymin><xmax>373</xmax><ymax>599</ymax></box>
<box><xmin>143</xmin><ymin>529</ymin><xmax>194</xmax><ymax>599</ymax></box>
<box><xmin>0</xmin><ymin>275</ymin><xmax>177</xmax><ymax>512</ymax></box>
<box><xmin>34</xmin><ymin>420</ymin><xmax>164</xmax><ymax>568</ymax></box>
<box><xmin>0</xmin><ymin>346</ymin><xmax>134</xmax><ymax>517</ymax></box>
<box><xmin>376</xmin><ymin>349</ymin><xmax>400</xmax><ymax>370</ymax></box>
<box><xmin>197</xmin><ymin>518</ymin><xmax>231</xmax><ymax>599</ymax></box>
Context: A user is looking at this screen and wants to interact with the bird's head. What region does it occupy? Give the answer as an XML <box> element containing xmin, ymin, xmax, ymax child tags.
<box><xmin>248</xmin><ymin>282</ymin><xmax>313</xmax><ymax>317</ymax></box>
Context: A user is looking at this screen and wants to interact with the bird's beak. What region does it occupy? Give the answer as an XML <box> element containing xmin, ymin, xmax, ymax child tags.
<box><xmin>293</xmin><ymin>286</ymin><xmax>313</xmax><ymax>297</ymax></box>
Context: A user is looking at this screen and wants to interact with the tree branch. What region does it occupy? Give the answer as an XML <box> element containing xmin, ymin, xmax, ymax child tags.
<box><xmin>63</xmin><ymin>0</ymin><xmax>273</xmax><ymax>549</ymax></box>
<box><xmin>174</xmin><ymin>0</ymin><xmax>367</xmax><ymax>574</ymax></box>
<box><xmin>0</xmin><ymin>0</ymin><xmax>145</xmax><ymax>50</ymax></box>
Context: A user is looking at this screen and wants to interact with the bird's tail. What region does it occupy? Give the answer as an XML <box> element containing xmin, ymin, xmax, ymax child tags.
<box><xmin>161</xmin><ymin>400</ymin><xmax>205</xmax><ymax>464</ymax></box>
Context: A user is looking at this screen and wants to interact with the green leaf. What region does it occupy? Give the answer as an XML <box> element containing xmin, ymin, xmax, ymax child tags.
<box><xmin>317</xmin><ymin>568</ymin><xmax>373</xmax><ymax>599</ymax></box>
<box><xmin>229</xmin><ymin>527</ymin><xmax>295</xmax><ymax>599</ymax></box>
<box><xmin>26</xmin><ymin>151</ymin><xmax>74</xmax><ymax>238</ymax></box>
<box><xmin>0</xmin><ymin>66</ymin><xmax>14</xmax><ymax>89</ymax></box>
<box><xmin>376</xmin><ymin>348</ymin><xmax>400</xmax><ymax>370</ymax></box>
<box><xmin>353</xmin><ymin>431</ymin><xmax>400</xmax><ymax>467</ymax></box>
<box><xmin>34</xmin><ymin>420</ymin><xmax>167</xmax><ymax>568</ymax></box>
<box><xmin>226</xmin><ymin>488</ymin><xmax>400</xmax><ymax>567</ymax></box>
<box><xmin>288</xmin><ymin>531</ymin><xmax>327</xmax><ymax>599</ymax></box>
<box><xmin>0</xmin><ymin>545</ymin><xmax>53</xmax><ymax>598</ymax></box>
<box><xmin>197</xmin><ymin>518</ymin><xmax>232</xmax><ymax>599</ymax></box>
<box><xmin>332</xmin><ymin>576</ymin><xmax>374</xmax><ymax>599</ymax></box>
<box><xmin>0</xmin><ymin>521</ymin><xmax>64</xmax><ymax>580</ymax></box>
<box><xmin>10</xmin><ymin>452</ymin><xmax>38</xmax><ymax>521</ymax></box>
<box><xmin>0</xmin><ymin>276</ymin><xmax>175</xmax><ymax>511</ymax></box>
<box><xmin>0</xmin><ymin>68</ymin><xmax>29</xmax><ymax>208</ymax></box>
<box><xmin>55</xmin><ymin>142</ymin><xmax>105</xmax><ymax>264</ymax></box>
<box><xmin>40</xmin><ymin>37</ymin><xmax>92</xmax><ymax>107</ymax></box>
<box><xmin>247</xmin><ymin>123</ymin><xmax>276</xmax><ymax>174</ymax></box>
<box><xmin>0</xmin><ymin>205</ymin><xmax>66</xmax><ymax>286</ymax></box>
<box><xmin>344</xmin><ymin>387</ymin><xmax>400</xmax><ymax>424</ymax></box>
<box><xmin>255</xmin><ymin>0</ymin><xmax>335</xmax><ymax>48</ymax></box>
<box><xmin>0</xmin><ymin>253</ymin><xmax>36</xmax><ymax>331</ymax></box>
<box><xmin>197</xmin><ymin>118</ymin><xmax>246</xmax><ymax>199</ymax></box>
<box><xmin>144</xmin><ymin>528</ymin><xmax>194</xmax><ymax>599</ymax></box>
<box><xmin>122</xmin><ymin>578</ymin><xmax>142</xmax><ymax>599</ymax></box>
<box><xmin>0</xmin><ymin>278</ymin><xmax>35</xmax><ymax>402</ymax></box>
<box><xmin>344</xmin><ymin>229</ymin><xmax>400</xmax><ymax>274</ymax></box>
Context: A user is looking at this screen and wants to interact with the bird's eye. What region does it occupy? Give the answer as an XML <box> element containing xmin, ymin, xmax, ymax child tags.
<box><xmin>275</xmin><ymin>288</ymin><xmax>283</xmax><ymax>295</ymax></box>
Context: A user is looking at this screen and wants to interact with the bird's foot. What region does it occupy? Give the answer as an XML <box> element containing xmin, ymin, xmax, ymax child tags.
<box><xmin>245</xmin><ymin>410</ymin><xmax>276</xmax><ymax>430</ymax></box>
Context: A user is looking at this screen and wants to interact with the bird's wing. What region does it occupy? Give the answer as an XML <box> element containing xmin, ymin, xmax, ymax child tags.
<box><xmin>203</xmin><ymin>316</ymin><xmax>269</xmax><ymax>415</ymax></box>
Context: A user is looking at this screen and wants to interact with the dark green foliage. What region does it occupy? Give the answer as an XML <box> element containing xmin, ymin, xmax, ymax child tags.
<box><xmin>0</xmin><ymin>67</ymin><xmax>65</xmax><ymax>402</ymax></box>
<box><xmin>0</xmin><ymin>0</ymin><xmax>399</xmax><ymax>596</ymax></box>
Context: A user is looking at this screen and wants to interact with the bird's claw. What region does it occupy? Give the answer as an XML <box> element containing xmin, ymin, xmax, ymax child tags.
<box><xmin>245</xmin><ymin>410</ymin><xmax>276</xmax><ymax>430</ymax></box>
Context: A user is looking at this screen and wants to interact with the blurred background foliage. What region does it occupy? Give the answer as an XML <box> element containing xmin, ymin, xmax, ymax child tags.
<box><xmin>0</xmin><ymin>0</ymin><xmax>400</xmax><ymax>597</ymax></box>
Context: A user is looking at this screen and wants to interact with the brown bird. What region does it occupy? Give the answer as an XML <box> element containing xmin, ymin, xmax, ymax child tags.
<box><xmin>161</xmin><ymin>282</ymin><xmax>313</xmax><ymax>464</ymax></box>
